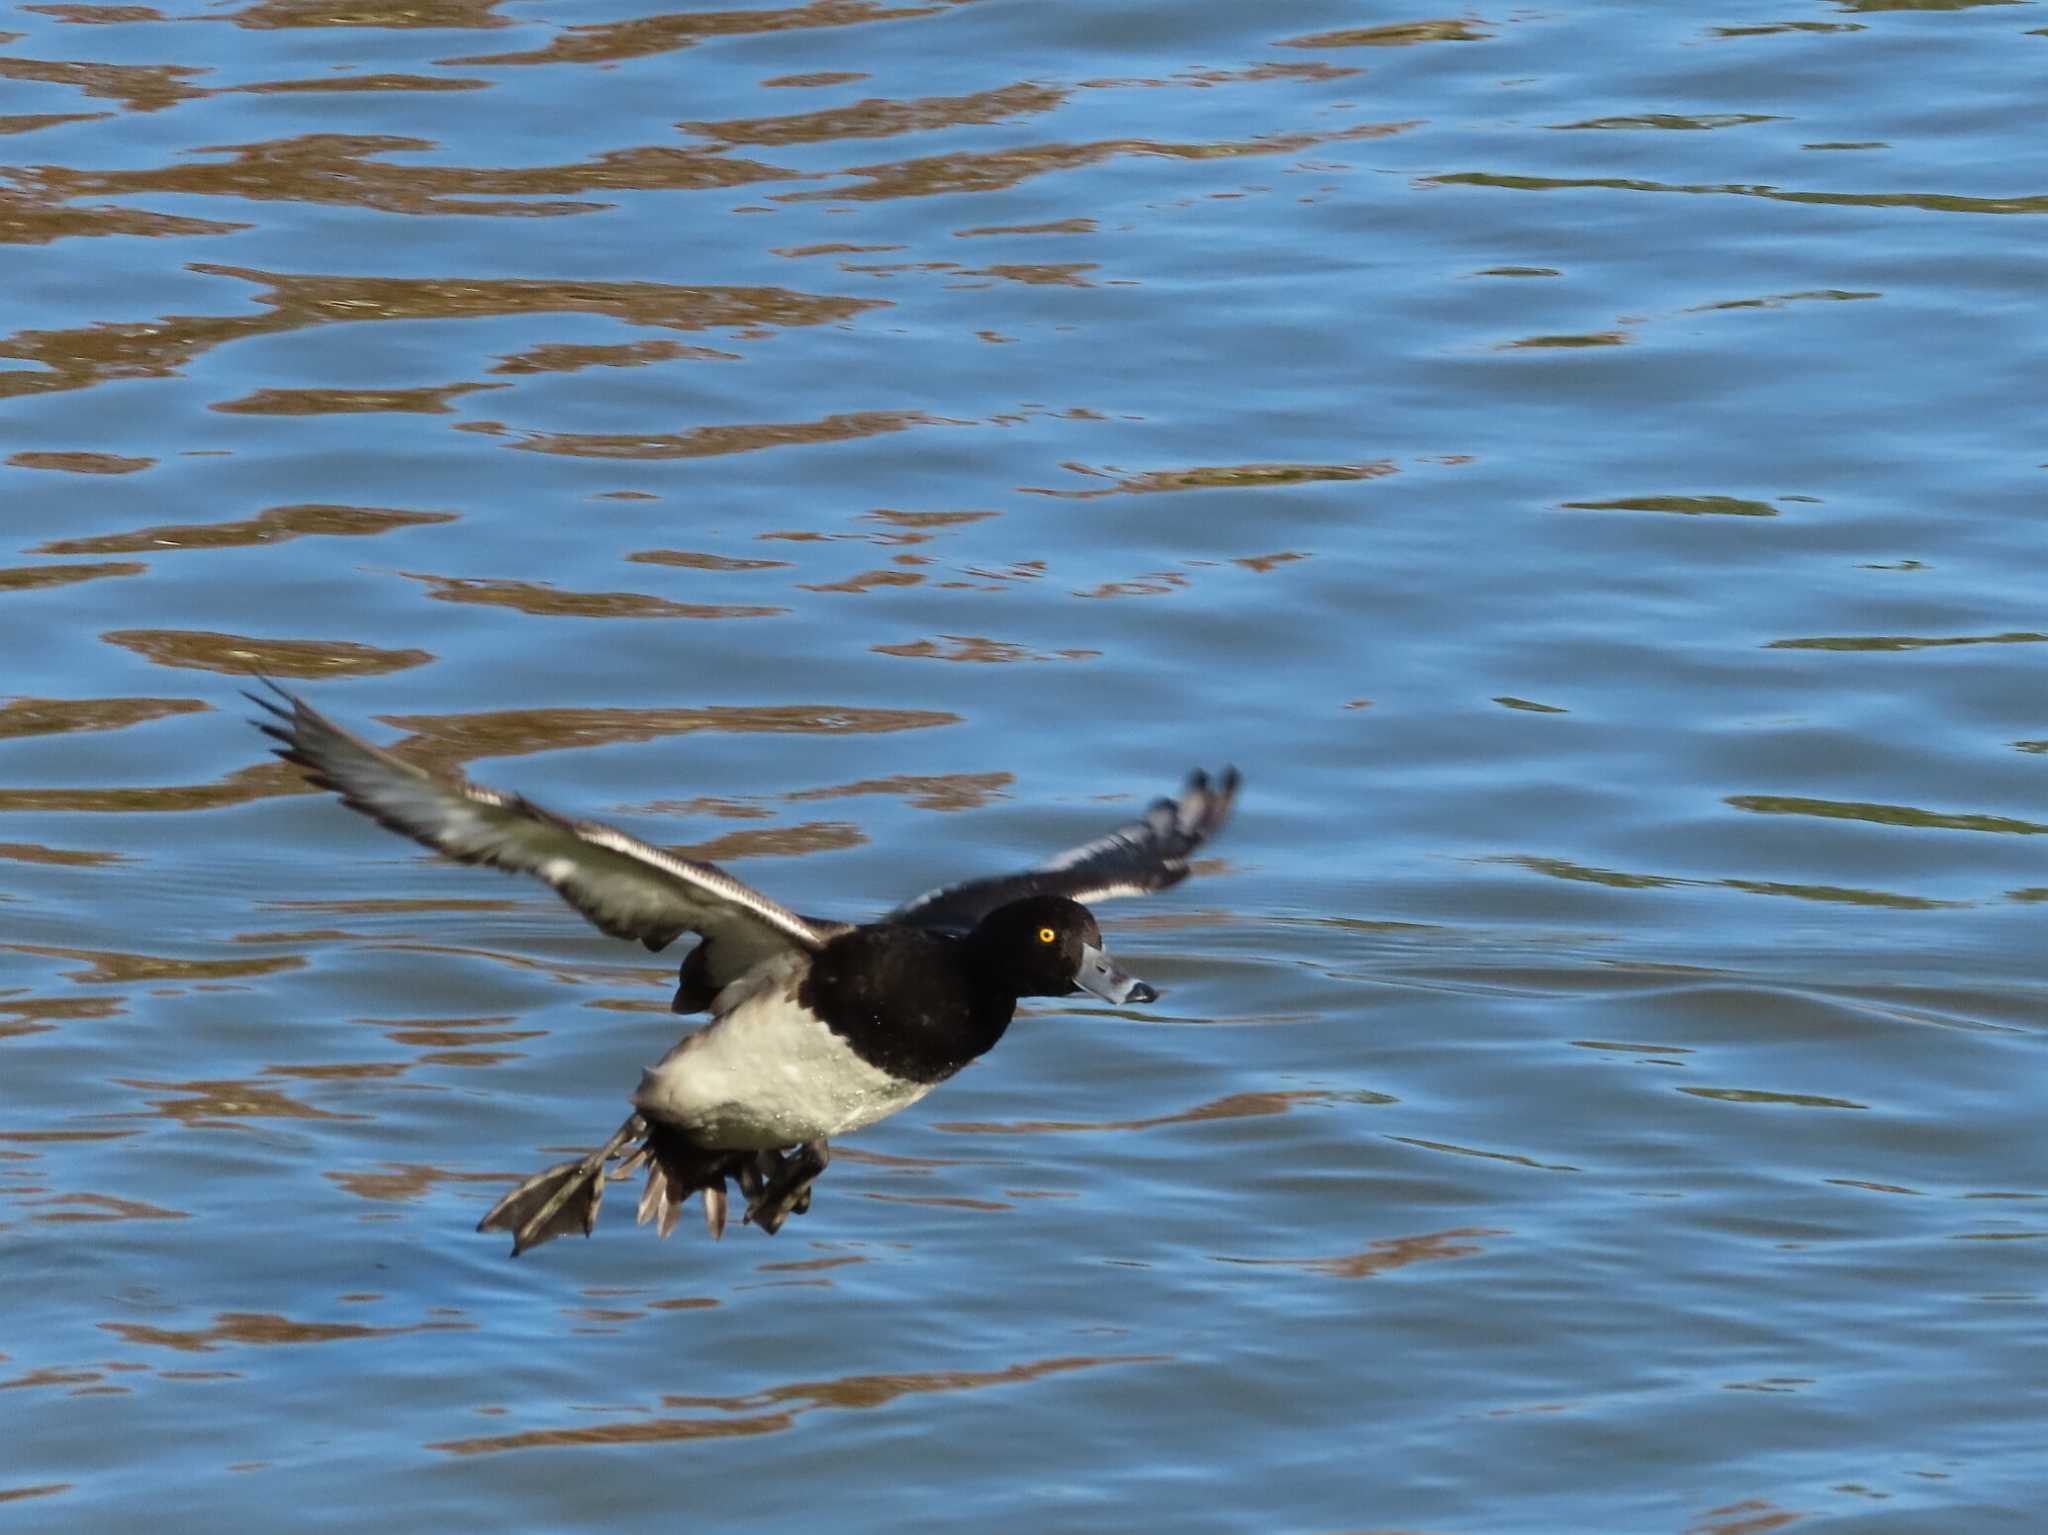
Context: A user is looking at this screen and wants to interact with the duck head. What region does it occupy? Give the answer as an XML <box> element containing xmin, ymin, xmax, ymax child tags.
<box><xmin>971</xmin><ymin>895</ymin><xmax>1158</xmax><ymax>1005</ymax></box>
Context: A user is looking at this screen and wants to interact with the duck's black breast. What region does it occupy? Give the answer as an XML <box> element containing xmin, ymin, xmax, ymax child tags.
<box><xmin>794</xmin><ymin>924</ymin><xmax>1014</xmax><ymax>1084</ymax></box>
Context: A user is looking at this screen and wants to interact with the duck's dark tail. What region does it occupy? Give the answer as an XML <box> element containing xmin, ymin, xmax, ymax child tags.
<box><xmin>477</xmin><ymin>1115</ymin><xmax>742</xmax><ymax>1256</ymax></box>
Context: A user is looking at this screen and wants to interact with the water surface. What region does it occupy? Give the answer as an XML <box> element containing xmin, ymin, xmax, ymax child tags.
<box><xmin>4</xmin><ymin>1</ymin><xmax>2047</xmax><ymax>1530</ymax></box>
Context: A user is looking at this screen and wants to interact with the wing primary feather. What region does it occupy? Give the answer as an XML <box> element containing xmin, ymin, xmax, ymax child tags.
<box><xmin>887</xmin><ymin>764</ymin><xmax>1238</xmax><ymax>930</ymax></box>
<box><xmin>249</xmin><ymin>680</ymin><xmax>827</xmax><ymax>959</ymax></box>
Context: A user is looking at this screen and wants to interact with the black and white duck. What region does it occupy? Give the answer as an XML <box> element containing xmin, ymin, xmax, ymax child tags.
<box><xmin>249</xmin><ymin>683</ymin><xmax>1238</xmax><ymax>1255</ymax></box>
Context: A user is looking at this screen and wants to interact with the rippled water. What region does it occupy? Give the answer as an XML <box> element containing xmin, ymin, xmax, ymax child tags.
<box><xmin>5</xmin><ymin>1</ymin><xmax>2048</xmax><ymax>1529</ymax></box>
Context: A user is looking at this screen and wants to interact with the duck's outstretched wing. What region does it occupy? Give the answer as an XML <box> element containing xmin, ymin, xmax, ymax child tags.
<box><xmin>886</xmin><ymin>767</ymin><xmax>1240</xmax><ymax>932</ymax></box>
<box><xmin>248</xmin><ymin>682</ymin><xmax>829</xmax><ymax>969</ymax></box>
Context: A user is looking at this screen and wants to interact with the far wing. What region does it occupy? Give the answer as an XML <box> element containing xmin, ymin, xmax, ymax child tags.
<box><xmin>886</xmin><ymin>767</ymin><xmax>1239</xmax><ymax>931</ymax></box>
<box><xmin>249</xmin><ymin>682</ymin><xmax>828</xmax><ymax>972</ymax></box>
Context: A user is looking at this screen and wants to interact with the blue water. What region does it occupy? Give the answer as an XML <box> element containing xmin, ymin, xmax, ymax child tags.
<box><xmin>4</xmin><ymin>2</ymin><xmax>2047</xmax><ymax>1529</ymax></box>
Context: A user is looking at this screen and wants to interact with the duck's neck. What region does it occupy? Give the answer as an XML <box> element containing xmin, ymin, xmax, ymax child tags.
<box><xmin>801</xmin><ymin>926</ymin><xmax>1015</xmax><ymax>1083</ymax></box>
<box><xmin>959</xmin><ymin>924</ymin><xmax>1031</xmax><ymax>1007</ymax></box>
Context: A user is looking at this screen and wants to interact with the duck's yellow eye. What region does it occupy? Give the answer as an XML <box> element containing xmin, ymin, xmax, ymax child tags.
<box><xmin>1037</xmin><ymin>926</ymin><xmax>1056</xmax><ymax>944</ymax></box>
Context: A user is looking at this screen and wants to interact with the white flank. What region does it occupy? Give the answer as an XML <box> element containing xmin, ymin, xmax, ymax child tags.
<box><xmin>633</xmin><ymin>958</ymin><xmax>933</xmax><ymax>1149</ymax></box>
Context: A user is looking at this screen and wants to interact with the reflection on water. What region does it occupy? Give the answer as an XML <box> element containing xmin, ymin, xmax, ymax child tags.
<box><xmin>213</xmin><ymin>381</ymin><xmax>504</xmax><ymax>416</ymax></box>
<box><xmin>401</xmin><ymin>571</ymin><xmax>786</xmax><ymax>621</ymax></box>
<box><xmin>627</xmin><ymin>548</ymin><xmax>792</xmax><ymax>572</ymax></box>
<box><xmin>0</xmin><ymin>697</ymin><xmax>207</xmax><ymax>739</ymax></box>
<box><xmin>38</xmin><ymin>504</ymin><xmax>459</xmax><ymax>556</ymax></box>
<box><xmin>0</xmin><ymin>561</ymin><xmax>143</xmax><ymax>591</ymax></box>
<box><xmin>0</xmin><ymin>702</ymin><xmax>963</xmax><ymax>816</ymax></box>
<box><xmin>1561</xmin><ymin>494</ymin><xmax>1778</xmax><ymax>517</ymax></box>
<box><xmin>114</xmin><ymin>1077</ymin><xmax>363</xmax><ymax>1127</ymax></box>
<box><xmin>328</xmin><ymin>1163</ymin><xmax>523</xmax><ymax>1203</ymax></box>
<box><xmin>440</xmin><ymin>1</ymin><xmax>965</xmax><ymax>70</ymax></box>
<box><xmin>681</xmin><ymin>81</ymin><xmax>1070</xmax><ymax>147</ymax></box>
<box><xmin>1679</xmin><ymin>1088</ymin><xmax>1868</xmax><ymax>1112</ymax></box>
<box><xmin>1279</xmin><ymin>19</ymin><xmax>1488</xmax><ymax>47</ymax></box>
<box><xmin>7</xmin><ymin>0</ymin><xmax>2048</xmax><ymax>1527</ymax></box>
<box><xmin>860</xmin><ymin>1191</ymin><xmax>1011</xmax><ymax>1212</ymax></box>
<box><xmin>516</xmin><ymin>407</ymin><xmax>937</xmax><ymax>462</ymax></box>
<box><xmin>1767</xmin><ymin>631</ymin><xmax>2048</xmax><ymax>652</ymax></box>
<box><xmin>1028</xmin><ymin>460</ymin><xmax>1394</xmax><ymax>499</ymax></box>
<box><xmin>0</xmin><ymin>1483</ymin><xmax>71</xmax><ymax>1506</ymax></box>
<box><xmin>0</xmin><ymin>842</ymin><xmax>125</xmax><ymax>867</ymax></box>
<box><xmin>1386</xmin><ymin>1136</ymin><xmax>1578</xmax><ymax>1173</ymax></box>
<box><xmin>7</xmin><ymin>451</ymin><xmax>153</xmax><ymax>475</ymax></box>
<box><xmin>428</xmin><ymin>1353</ymin><xmax>1163</xmax><ymax>1456</ymax></box>
<box><xmin>23</xmin><ymin>1193</ymin><xmax>188</xmax><ymax>1224</ymax></box>
<box><xmin>1491</xmin><ymin>854</ymin><xmax>1969</xmax><ymax>911</ymax></box>
<box><xmin>934</xmin><ymin>1088</ymin><xmax>1379</xmax><ymax>1136</ymax></box>
<box><xmin>1429</xmin><ymin>170</ymin><xmax>2048</xmax><ymax>218</ymax></box>
<box><xmin>369</xmin><ymin>704</ymin><xmax>961</xmax><ymax>772</ymax></box>
<box><xmin>872</xmin><ymin>634</ymin><xmax>1097</xmax><ymax>663</ymax></box>
<box><xmin>669</xmin><ymin>820</ymin><xmax>863</xmax><ymax>859</ymax></box>
<box><xmin>0</xmin><ymin>995</ymin><xmax>123</xmax><ymax>1038</ymax></box>
<box><xmin>1214</xmin><ymin>1226</ymin><xmax>1503</xmax><ymax>1280</ymax></box>
<box><xmin>6</xmin><ymin>944</ymin><xmax>304</xmax><ymax>985</ymax></box>
<box><xmin>1726</xmin><ymin>796</ymin><xmax>2048</xmax><ymax>836</ymax></box>
<box><xmin>0</xmin><ymin>267</ymin><xmax>883</xmax><ymax>403</ymax></box>
<box><xmin>102</xmin><ymin>1312</ymin><xmax>475</xmax><ymax>1353</ymax></box>
<box><xmin>103</xmin><ymin>630</ymin><xmax>434</xmax><ymax>676</ymax></box>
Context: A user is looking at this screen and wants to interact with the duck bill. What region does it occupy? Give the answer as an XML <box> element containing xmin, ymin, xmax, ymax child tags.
<box><xmin>1073</xmin><ymin>942</ymin><xmax>1159</xmax><ymax>1005</ymax></box>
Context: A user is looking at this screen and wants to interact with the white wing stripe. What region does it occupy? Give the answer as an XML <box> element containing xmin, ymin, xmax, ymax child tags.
<box><xmin>250</xmin><ymin>683</ymin><xmax>826</xmax><ymax>956</ymax></box>
<box><xmin>885</xmin><ymin>767</ymin><xmax>1238</xmax><ymax>929</ymax></box>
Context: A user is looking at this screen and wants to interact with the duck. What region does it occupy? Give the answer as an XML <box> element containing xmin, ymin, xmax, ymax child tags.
<box><xmin>248</xmin><ymin>682</ymin><xmax>1238</xmax><ymax>1256</ymax></box>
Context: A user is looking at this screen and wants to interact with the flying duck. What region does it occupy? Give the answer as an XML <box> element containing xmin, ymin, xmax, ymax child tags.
<box><xmin>249</xmin><ymin>682</ymin><xmax>1238</xmax><ymax>1255</ymax></box>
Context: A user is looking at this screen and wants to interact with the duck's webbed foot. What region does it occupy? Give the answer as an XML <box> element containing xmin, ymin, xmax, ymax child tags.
<box><xmin>744</xmin><ymin>1140</ymin><xmax>830</xmax><ymax>1235</ymax></box>
<box><xmin>478</xmin><ymin>1112</ymin><xmax>646</xmax><ymax>1256</ymax></box>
